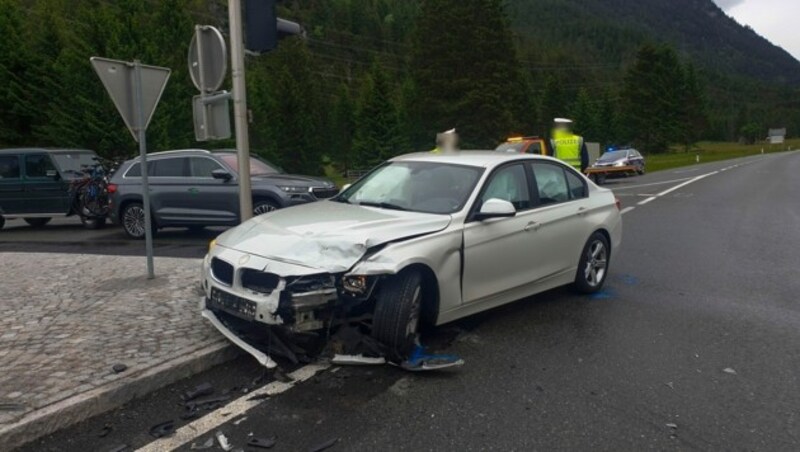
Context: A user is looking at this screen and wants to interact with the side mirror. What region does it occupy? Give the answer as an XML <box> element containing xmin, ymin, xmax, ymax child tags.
<box><xmin>475</xmin><ymin>198</ymin><xmax>516</xmax><ymax>220</ymax></box>
<box><xmin>212</xmin><ymin>169</ymin><xmax>232</xmax><ymax>181</ymax></box>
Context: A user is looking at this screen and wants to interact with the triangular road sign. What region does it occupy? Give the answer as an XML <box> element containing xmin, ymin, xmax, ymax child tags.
<box><xmin>90</xmin><ymin>57</ymin><xmax>171</xmax><ymax>142</ymax></box>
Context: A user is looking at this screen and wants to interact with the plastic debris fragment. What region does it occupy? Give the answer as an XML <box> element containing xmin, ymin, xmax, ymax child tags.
<box><xmin>247</xmin><ymin>436</ymin><xmax>277</xmax><ymax>449</ymax></box>
<box><xmin>331</xmin><ymin>354</ymin><xmax>386</xmax><ymax>366</ymax></box>
<box><xmin>308</xmin><ymin>437</ymin><xmax>338</xmax><ymax>452</ymax></box>
<box><xmin>216</xmin><ymin>431</ymin><xmax>233</xmax><ymax>451</ymax></box>
<box><xmin>399</xmin><ymin>345</ymin><xmax>464</xmax><ymax>371</ymax></box>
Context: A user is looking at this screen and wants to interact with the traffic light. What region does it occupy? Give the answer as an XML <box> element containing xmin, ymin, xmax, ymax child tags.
<box><xmin>244</xmin><ymin>0</ymin><xmax>304</xmax><ymax>54</ymax></box>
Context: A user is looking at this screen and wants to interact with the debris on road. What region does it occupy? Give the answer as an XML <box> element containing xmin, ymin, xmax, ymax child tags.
<box><xmin>190</xmin><ymin>437</ymin><xmax>215</xmax><ymax>450</ymax></box>
<box><xmin>331</xmin><ymin>354</ymin><xmax>386</xmax><ymax>366</ymax></box>
<box><xmin>666</xmin><ymin>423</ymin><xmax>678</xmax><ymax>429</ymax></box>
<box><xmin>104</xmin><ymin>444</ymin><xmax>129</xmax><ymax>452</ymax></box>
<box><xmin>185</xmin><ymin>394</ymin><xmax>231</xmax><ymax>411</ymax></box>
<box><xmin>399</xmin><ymin>345</ymin><xmax>464</xmax><ymax>371</ymax></box>
<box><xmin>183</xmin><ymin>382</ymin><xmax>214</xmax><ymax>401</ymax></box>
<box><xmin>232</xmin><ymin>415</ymin><xmax>248</xmax><ymax>425</ymax></box>
<box><xmin>148</xmin><ymin>420</ymin><xmax>176</xmax><ymax>438</ymax></box>
<box><xmin>112</xmin><ymin>363</ymin><xmax>128</xmax><ymax>374</ymax></box>
<box><xmin>723</xmin><ymin>367</ymin><xmax>737</xmax><ymax>375</ymax></box>
<box><xmin>664</xmin><ymin>381</ymin><xmax>674</xmax><ymax>390</ymax></box>
<box><xmin>215</xmin><ymin>430</ymin><xmax>233</xmax><ymax>451</ymax></box>
<box><xmin>247</xmin><ymin>436</ymin><xmax>277</xmax><ymax>449</ymax></box>
<box><xmin>308</xmin><ymin>437</ymin><xmax>339</xmax><ymax>452</ymax></box>
<box><xmin>98</xmin><ymin>424</ymin><xmax>113</xmax><ymax>438</ymax></box>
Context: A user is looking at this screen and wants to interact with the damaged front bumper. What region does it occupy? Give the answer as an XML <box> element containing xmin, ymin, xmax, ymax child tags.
<box><xmin>200</xmin><ymin>245</ymin><xmax>379</xmax><ymax>366</ymax></box>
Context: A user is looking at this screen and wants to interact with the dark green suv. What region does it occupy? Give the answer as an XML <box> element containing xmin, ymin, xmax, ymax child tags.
<box><xmin>0</xmin><ymin>148</ymin><xmax>106</xmax><ymax>230</ymax></box>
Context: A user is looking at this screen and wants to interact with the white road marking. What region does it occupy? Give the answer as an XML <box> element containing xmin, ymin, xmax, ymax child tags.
<box><xmin>620</xmin><ymin>206</ymin><xmax>635</xmax><ymax>215</ymax></box>
<box><xmin>637</xmin><ymin>197</ymin><xmax>657</xmax><ymax>206</ymax></box>
<box><xmin>610</xmin><ymin>177</ymin><xmax>694</xmax><ymax>191</ymax></box>
<box><xmin>655</xmin><ymin>171</ymin><xmax>717</xmax><ymax>197</ymax></box>
<box><xmin>136</xmin><ymin>363</ymin><xmax>330</xmax><ymax>452</ymax></box>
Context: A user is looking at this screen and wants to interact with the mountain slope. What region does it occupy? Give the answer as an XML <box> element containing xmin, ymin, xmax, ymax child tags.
<box><xmin>508</xmin><ymin>0</ymin><xmax>800</xmax><ymax>86</ymax></box>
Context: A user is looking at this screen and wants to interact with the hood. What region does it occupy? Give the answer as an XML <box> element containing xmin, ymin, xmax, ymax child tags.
<box><xmin>216</xmin><ymin>201</ymin><xmax>451</xmax><ymax>273</ymax></box>
<box><xmin>252</xmin><ymin>173</ymin><xmax>334</xmax><ymax>188</ymax></box>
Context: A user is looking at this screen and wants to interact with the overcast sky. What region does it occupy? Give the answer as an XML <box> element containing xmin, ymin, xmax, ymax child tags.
<box><xmin>715</xmin><ymin>0</ymin><xmax>800</xmax><ymax>61</ymax></box>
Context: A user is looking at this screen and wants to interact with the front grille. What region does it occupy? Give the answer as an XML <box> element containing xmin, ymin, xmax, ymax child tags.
<box><xmin>285</xmin><ymin>274</ymin><xmax>335</xmax><ymax>293</ymax></box>
<box><xmin>241</xmin><ymin>269</ymin><xmax>280</xmax><ymax>294</ymax></box>
<box><xmin>312</xmin><ymin>187</ymin><xmax>339</xmax><ymax>199</ymax></box>
<box><xmin>210</xmin><ymin>258</ymin><xmax>233</xmax><ymax>286</ymax></box>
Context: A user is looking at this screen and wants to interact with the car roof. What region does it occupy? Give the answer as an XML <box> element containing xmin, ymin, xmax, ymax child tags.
<box><xmin>390</xmin><ymin>151</ymin><xmax>563</xmax><ymax>168</ymax></box>
<box><xmin>0</xmin><ymin>148</ymin><xmax>95</xmax><ymax>155</ymax></box>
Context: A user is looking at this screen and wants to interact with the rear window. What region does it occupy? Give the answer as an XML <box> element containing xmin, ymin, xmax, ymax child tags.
<box><xmin>0</xmin><ymin>156</ymin><xmax>20</xmax><ymax>179</ymax></box>
<box><xmin>51</xmin><ymin>152</ymin><xmax>99</xmax><ymax>178</ymax></box>
<box><xmin>125</xmin><ymin>158</ymin><xmax>188</xmax><ymax>177</ymax></box>
<box><xmin>495</xmin><ymin>142</ymin><xmax>525</xmax><ymax>153</ymax></box>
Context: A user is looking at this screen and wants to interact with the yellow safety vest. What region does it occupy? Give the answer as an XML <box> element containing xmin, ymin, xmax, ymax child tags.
<box><xmin>551</xmin><ymin>130</ymin><xmax>583</xmax><ymax>170</ymax></box>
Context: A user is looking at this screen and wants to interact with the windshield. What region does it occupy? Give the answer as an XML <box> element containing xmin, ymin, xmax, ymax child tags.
<box><xmin>598</xmin><ymin>150</ymin><xmax>628</xmax><ymax>162</ymax></box>
<box><xmin>51</xmin><ymin>152</ymin><xmax>101</xmax><ymax>178</ymax></box>
<box><xmin>495</xmin><ymin>142</ymin><xmax>525</xmax><ymax>153</ymax></box>
<box><xmin>219</xmin><ymin>154</ymin><xmax>283</xmax><ymax>176</ymax></box>
<box><xmin>337</xmin><ymin>161</ymin><xmax>484</xmax><ymax>215</ymax></box>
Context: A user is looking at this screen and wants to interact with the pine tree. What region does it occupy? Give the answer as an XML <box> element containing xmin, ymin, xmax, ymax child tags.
<box><xmin>352</xmin><ymin>62</ymin><xmax>408</xmax><ymax>168</ymax></box>
<box><xmin>409</xmin><ymin>0</ymin><xmax>522</xmax><ymax>149</ymax></box>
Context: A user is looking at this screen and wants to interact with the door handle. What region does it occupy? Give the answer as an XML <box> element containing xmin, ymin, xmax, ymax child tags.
<box><xmin>524</xmin><ymin>221</ymin><xmax>540</xmax><ymax>232</ymax></box>
<box><xmin>577</xmin><ymin>206</ymin><xmax>587</xmax><ymax>216</ymax></box>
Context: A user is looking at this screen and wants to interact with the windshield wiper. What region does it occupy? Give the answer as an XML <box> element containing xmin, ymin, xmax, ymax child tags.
<box><xmin>357</xmin><ymin>201</ymin><xmax>408</xmax><ymax>211</ymax></box>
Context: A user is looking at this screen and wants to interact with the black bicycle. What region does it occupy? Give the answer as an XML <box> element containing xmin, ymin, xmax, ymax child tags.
<box><xmin>69</xmin><ymin>161</ymin><xmax>110</xmax><ymax>227</ymax></box>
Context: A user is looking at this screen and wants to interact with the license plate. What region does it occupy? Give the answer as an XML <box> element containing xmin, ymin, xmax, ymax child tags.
<box><xmin>208</xmin><ymin>288</ymin><xmax>257</xmax><ymax>320</ymax></box>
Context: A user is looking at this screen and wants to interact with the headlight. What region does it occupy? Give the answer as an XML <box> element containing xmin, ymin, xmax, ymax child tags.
<box><xmin>208</xmin><ymin>239</ymin><xmax>216</xmax><ymax>254</ymax></box>
<box><xmin>342</xmin><ymin>275</ymin><xmax>369</xmax><ymax>294</ymax></box>
<box><xmin>279</xmin><ymin>186</ymin><xmax>309</xmax><ymax>193</ymax></box>
<box><xmin>613</xmin><ymin>161</ymin><xmax>625</xmax><ymax>167</ymax></box>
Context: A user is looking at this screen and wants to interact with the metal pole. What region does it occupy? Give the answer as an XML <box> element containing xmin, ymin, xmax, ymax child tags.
<box><xmin>228</xmin><ymin>0</ymin><xmax>253</xmax><ymax>222</ymax></box>
<box><xmin>134</xmin><ymin>60</ymin><xmax>155</xmax><ymax>279</ymax></box>
<box><xmin>196</xmin><ymin>26</ymin><xmax>211</xmax><ymax>139</ymax></box>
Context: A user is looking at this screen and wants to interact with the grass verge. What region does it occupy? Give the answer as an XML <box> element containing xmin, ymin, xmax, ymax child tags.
<box><xmin>647</xmin><ymin>139</ymin><xmax>798</xmax><ymax>172</ymax></box>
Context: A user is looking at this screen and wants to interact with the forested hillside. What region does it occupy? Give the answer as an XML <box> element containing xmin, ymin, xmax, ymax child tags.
<box><xmin>0</xmin><ymin>0</ymin><xmax>797</xmax><ymax>175</ymax></box>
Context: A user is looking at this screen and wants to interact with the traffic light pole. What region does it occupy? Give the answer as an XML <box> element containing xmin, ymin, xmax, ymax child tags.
<box><xmin>228</xmin><ymin>0</ymin><xmax>253</xmax><ymax>222</ymax></box>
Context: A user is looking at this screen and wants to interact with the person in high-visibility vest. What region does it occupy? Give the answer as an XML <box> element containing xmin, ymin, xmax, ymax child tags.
<box><xmin>431</xmin><ymin>128</ymin><xmax>458</xmax><ymax>153</ymax></box>
<box><xmin>549</xmin><ymin>118</ymin><xmax>589</xmax><ymax>172</ymax></box>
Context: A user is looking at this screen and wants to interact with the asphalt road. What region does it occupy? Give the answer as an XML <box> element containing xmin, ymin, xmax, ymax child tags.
<box><xmin>15</xmin><ymin>152</ymin><xmax>800</xmax><ymax>451</ymax></box>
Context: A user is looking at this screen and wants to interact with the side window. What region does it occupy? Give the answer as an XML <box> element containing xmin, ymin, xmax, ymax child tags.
<box><xmin>565</xmin><ymin>169</ymin><xmax>587</xmax><ymax>199</ymax></box>
<box><xmin>190</xmin><ymin>157</ymin><xmax>224</xmax><ymax>178</ymax></box>
<box><xmin>531</xmin><ymin>162</ymin><xmax>570</xmax><ymax>205</ymax></box>
<box><xmin>152</xmin><ymin>158</ymin><xmax>188</xmax><ymax>177</ymax></box>
<box><xmin>124</xmin><ymin>161</ymin><xmax>156</xmax><ymax>178</ymax></box>
<box><xmin>25</xmin><ymin>154</ymin><xmax>57</xmax><ymax>178</ymax></box>
<box><xmin>0</xmin><ymin>156</ymin><xmax>21</xmax><ymax>179</ymax></box>
<box><xmin>480</xmin><ymin>164</ymin><xmax>531</xmax><ymax>211</ymax></box>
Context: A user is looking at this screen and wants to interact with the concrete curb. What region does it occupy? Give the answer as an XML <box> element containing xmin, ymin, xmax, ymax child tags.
<box><xmin>0</xmin><ymin>341</ymin><xmax>239</xmax><ymax>451</ymax></box>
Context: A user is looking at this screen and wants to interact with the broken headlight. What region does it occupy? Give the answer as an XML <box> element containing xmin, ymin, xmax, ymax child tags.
<box><xmin>342</xmin><ymin>275</ymin><xmax>372</xmax><ymax>295</ymax></box>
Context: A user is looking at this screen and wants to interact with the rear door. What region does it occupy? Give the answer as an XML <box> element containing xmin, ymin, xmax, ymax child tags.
<box><xmin>149</xmin><ymin>157</ymin><xmax>190</xmax><ymax>224</ymax></box>
<box><xmin>23</xmin><ymin>153</ymin><xmax>68</xmax><ymax>214</ymax></box>
<box><xmin>187</xmin><ymin>156</ymin><xmax>238</xmax><ymax>224</ymax></box>
<box><xmin>0</xmin><ymin>154</ymin><xmax>24</xmax><ymax>215</ymax></box>
<box><xmin>526</xmin><ymin>161</ymin><xmax>593</xmax><ymax>276</ymax></box>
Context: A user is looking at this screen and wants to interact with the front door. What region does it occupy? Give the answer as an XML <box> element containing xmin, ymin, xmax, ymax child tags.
<box><xmin>462</xmin><ymin>163</ymin><xmax>543</xmax><ymax>304</ymax></box>
<box><xmin>0</xmin><ymin>154</ymin><xmax>24</xmax><ymax>215</ymax></box>
<box><xmin>23</xmin><ymin>153</ymin><xmax>67</xmax><ymax>214</ymax></box>
<box><xmin>187</xmin><ymin>156</ymin><xmax>238</xmax><ymax>224</ymax></box>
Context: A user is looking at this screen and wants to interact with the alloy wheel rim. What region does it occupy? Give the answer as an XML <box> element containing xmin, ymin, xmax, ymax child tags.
<box><xmin>406</xmin><ymin>285</ymin><xmax>422</xmax><ymax>338</ymax></box>
<box><xmin>253</xmin><ymin>203</ymin><xmax>276</xmax><ymax>215</ymax></box>
<box><xmin>584</xmin><ymin>241</ymin><xmax>608</xmax><ymax>287</ymax></box>
<box><xmin>124</xmin><ymin>206</ymin><xmax>146</xmax><ymax>237</ymax></box>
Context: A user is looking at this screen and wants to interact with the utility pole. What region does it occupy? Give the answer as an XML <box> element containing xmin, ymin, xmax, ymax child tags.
<box><xmin>228</xmin><ymin>0</ymin><xmax>253</xmax><ymax>222</ymax></box>
<box><xmin>133</xmin><ymin>60</ymin><xmax>155</xmax><ymax>279</ymax></box>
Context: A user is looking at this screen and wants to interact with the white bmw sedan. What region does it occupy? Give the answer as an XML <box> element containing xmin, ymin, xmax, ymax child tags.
<box><xmin>202</xmin><ymin>152</ymin><xmax>622</xmax><ymax>364</ymax></box>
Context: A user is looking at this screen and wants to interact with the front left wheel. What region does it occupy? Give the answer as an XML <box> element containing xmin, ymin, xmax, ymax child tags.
<box><xmin>253</xmin><ymin>199</ymin><xmax>279</xmax><ymax>216</ymax></box>
<box><xmin>372</xmin><ymin>270</ymin><xmax>423</xmax><ymax>358</ymax></box>
<box><xmin>121</xmin><ymin>203</ymin><xmax>155</xmax><ymax>239</ymax></box>
<box><xmin>573</xmin><ymin>232</ymin><xmax>610</xmax><ymax>294</ymax></box>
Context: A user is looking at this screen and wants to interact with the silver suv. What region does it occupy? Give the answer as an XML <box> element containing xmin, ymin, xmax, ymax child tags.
<box><xmin>108</xmin><ymin>149</ymin><xmax>338</xmax><ymax>239</ymax></box>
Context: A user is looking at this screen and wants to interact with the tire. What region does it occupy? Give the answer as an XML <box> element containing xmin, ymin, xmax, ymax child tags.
<box><xmin>0</xmin><ymin>215</ymin><xmax>5</xmax><ymax>230</ymax></box>
<box><xmin>573</xmin><ymin>232</ymin><xmax>611</xmax><ymax>294</ymax></box>
<box><xmin>638</xmin><ymin>166</ymin><xmax>646</xmax><ymax>175</ymax></box>
<box><xmin>121</xmin><ymin>202</ymin><xmax>154</xmax><ymax>239</ymax></box>
<box><xmin>24</xmin><ymin>217</ymin><xmax>51</xmax><ymax>227</ymax></box>
<box><xmin>372</xmin><ymin>270</ymin><xmax>423</xmax><ymax>358</ymax></box>
<box><xmin>81</xmin><ymin>215</ymin><xmax>106</xmax><ymax>230</ymax></box>
<box><xmin>253</xmin><ymin>199</ymin><xmax>279</xmax><ymax>216</ymax></box>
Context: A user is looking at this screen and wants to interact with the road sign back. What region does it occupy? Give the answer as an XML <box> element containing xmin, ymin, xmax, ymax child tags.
<box><xmin>90</xmin><ymin>57</ymin><xmax>170</xmax><ymax>142</ymax></box>
<box><xmin>188</xmin><ymin>25</ymin><xmax>227</xmax><ymax>92</ymax></box>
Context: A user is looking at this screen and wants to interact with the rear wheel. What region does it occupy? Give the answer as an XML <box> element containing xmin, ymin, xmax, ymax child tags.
<box><xmin>24</xmin><ymin>217</ymin><xmax>51</xmax><ymax>227</ymax></box>
<box><xmin>121</xmin><ymin>202</ymin><xmax>154</xmax><ymax>239</ymax></box>
<box><xmin>573</xmin><ymin>232</ymin><xmax>610</xmax><ymax>294</ymax></box>
<box><xmin>372</xmin><ymin>270</ymin><xmax>423</xmax><ymax>358</ymax></box>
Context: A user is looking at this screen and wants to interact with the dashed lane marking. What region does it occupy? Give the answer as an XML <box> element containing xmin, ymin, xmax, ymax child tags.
<box><xmin>136</xmin><ymin>363</ymin><xmax>330</xmax><ymax>452</ymax></box>
<box><xmin>620</xmin><ymin>206</ymin><xmax>635</xmax><ymax>215</ymax></box>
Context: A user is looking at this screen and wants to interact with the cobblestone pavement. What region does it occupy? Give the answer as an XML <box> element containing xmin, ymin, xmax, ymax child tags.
<box><xmin>0</xmin><ymin>252</ymin><xmax>228</xmax><ymax>444</ymax></box>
